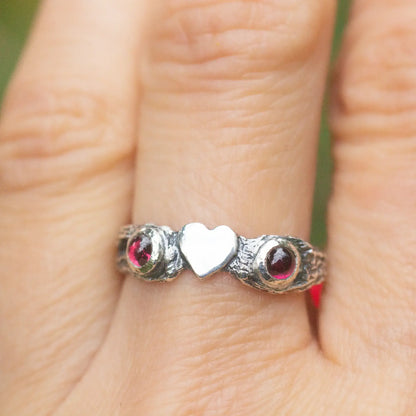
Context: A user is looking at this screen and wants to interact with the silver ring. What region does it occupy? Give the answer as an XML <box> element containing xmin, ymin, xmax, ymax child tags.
<box><xmin>116</xmin><ymin>223</ymin><xmax>326</xmax><ymax>294</ymax></box>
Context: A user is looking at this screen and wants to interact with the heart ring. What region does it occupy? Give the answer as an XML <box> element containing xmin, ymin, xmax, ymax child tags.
<box><xmin>116</xmin><ymin>223</ymin><xmax>326</xmax><ymax>294</ymax></box>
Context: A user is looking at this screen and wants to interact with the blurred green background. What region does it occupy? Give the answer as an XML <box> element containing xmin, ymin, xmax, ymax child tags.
<box><xmin>0</xmin><ymin>1</ymin><xmax>350</xmax><ymax>247</ymax></box>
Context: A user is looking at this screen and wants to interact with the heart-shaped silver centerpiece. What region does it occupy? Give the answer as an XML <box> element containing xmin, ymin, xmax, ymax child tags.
<box><xmin>178</xmin><ymin>223</ymin><xmax>238</xmax><ymax>278</ymax></box>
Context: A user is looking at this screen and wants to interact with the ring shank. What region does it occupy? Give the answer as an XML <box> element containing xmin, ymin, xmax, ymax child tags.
<box><xmin>117</xmin><ymin>223</ymin><xmax>326</xmax><ymax>294</ymax></box>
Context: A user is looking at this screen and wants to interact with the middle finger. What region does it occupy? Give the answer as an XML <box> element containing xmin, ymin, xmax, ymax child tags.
<box><xmin>64</xmin><ymin>0</ymin><xmax>336</xmax><ymax>413</ymax></box>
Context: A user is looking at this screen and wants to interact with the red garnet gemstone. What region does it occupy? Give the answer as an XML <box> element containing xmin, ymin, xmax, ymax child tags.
<box><xmin>266</xmin><ymin>247</ymin><xmax>294</xmax><ymax>280</ymax></box>
<box><xmin>128</xmin><ymin>235</ymin><xmax>152</xmax><ymax>268</ymax></box>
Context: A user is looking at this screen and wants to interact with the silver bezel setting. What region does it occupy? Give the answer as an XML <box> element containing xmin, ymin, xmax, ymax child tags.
<box><xmin>126</xmin><ymin>225</ymin><xmax>164</xmax><ymax>276</ymax></box>
<box><xmin>254</xmin><ymin>238</ymin><xmax>300</xmax><ymax>291</ymax></box>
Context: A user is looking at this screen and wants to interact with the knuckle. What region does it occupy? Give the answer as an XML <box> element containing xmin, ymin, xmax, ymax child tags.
<box><xmin>145</xmin><ymin>0</ymin><xmax>333</xmax><ymax>88</ymax></box>
<box><xmin>0</xmin><ymin>82</ymin><xmax>134</xmax><ymax>191</ymax></box>
<box><xmin>331</xmin><ymin>12</ymin><xmax>416</xmax><ymax>142</ymax></box>
<box><xmin>138</xmin><ymin>132</ymin><xmax>309</xmax><ymax>235</ymax></box>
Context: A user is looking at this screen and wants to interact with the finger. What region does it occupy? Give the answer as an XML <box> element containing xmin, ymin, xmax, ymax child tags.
<box><xmin>59</xmin><ymin>0</ymin><xmax>336</xmax><ymax>413</ymax></box>
<box><xmin>321</xmin><ymin>0</ymin><xmax>416</xmax><ymax>369</ymax></box>
<box><xmin>0</xmin><ymin>0</ymin><xmax>144</xmax><ymax>413</ymax></box>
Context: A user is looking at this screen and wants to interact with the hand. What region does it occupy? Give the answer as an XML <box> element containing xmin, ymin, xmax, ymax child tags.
<box><xmin>0</xmin><ymin>0</ymin><xmax>415</xmax><ymax>414</ymax></box>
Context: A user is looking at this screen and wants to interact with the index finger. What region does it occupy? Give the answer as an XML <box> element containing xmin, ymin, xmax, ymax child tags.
<box><xmin>0</xmin><ymin>0</ymin><xmax>143</xmax><ymax>413</ymax></box>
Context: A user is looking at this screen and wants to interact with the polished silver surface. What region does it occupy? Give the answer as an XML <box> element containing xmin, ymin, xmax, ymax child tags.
<box><xmin>178</xmin><ymin>223</ymin><xmax>238</xmax><ymax>278</ymax></box>
<box><xmin>117</xmin><ymin>223</ymin><xmax>326</xmax><ymax>294</ymax></box>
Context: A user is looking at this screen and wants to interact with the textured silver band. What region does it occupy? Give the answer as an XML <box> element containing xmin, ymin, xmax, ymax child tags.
<box><xmin>117</xmin><ymin>223</ymin><xmax>326</xmax><ymax>294</ymax></box>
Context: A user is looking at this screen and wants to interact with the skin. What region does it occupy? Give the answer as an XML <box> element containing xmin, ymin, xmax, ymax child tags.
<box><xmin>0</xmin><ymin>0</ymin><xmax>415</xmax><ymax>414</ymax></box>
